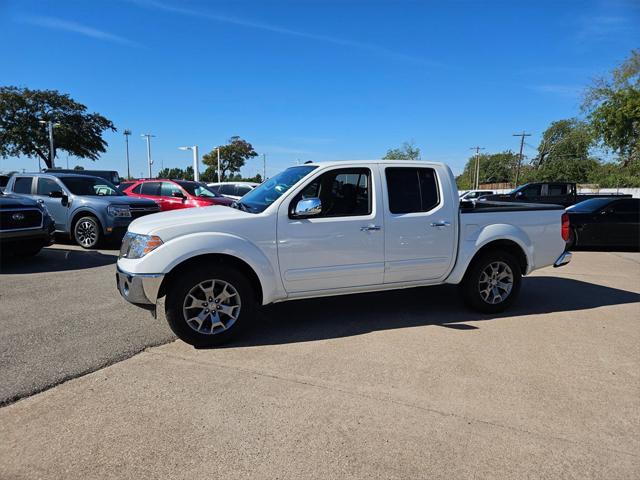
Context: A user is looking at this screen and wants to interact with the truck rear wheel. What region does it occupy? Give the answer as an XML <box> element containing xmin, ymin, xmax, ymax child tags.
<box><xmin>461</xmin><ymin>250</ymin><xmax>522</xmax><ymax>313</ymax></box>
<box><xmin>165</xmin><ymin>265</ymin><xmax>256</xmax><ymax>347</ymax></box>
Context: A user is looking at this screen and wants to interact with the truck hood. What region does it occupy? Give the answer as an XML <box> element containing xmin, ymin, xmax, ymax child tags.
<box><xmin>90</xmin><ymin>196</ymin><xmax>158</xmax><ymax>208</ymax></box>
<box><xmin>0</xmin><ymin>193</ymin><xmax>40</xmax><ymax>209</ymax></box>
<box><xmin>127</xmin><ymin>205</ymin><xmax>250</xmax><ymax>238</ymax></box>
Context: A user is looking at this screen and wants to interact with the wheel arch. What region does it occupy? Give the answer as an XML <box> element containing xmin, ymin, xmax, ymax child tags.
<box><xmin>158</xmin><ymin>253</ymin><xmax>263</xmax><ymax>305</ymax></box>
<box><xmin>69</xmin><ymin>209</ymin><xmax>103</xmax><ymax>234</ymax></box>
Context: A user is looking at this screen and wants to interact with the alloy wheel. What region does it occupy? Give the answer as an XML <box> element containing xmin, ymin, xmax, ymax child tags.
<box><xmin>76</xmin><ymin>220</ymin><xmax>98</xmax><ymax>247</ymax></box>
<box><xmin>182</xmin><ymin>279</ymin><xmax>241</xmax><ymax>335</ymax></box>
<box><xmin>478</xmin><ymin>261</ymin><xmax>514</xmax><ymax>304</ymax></box>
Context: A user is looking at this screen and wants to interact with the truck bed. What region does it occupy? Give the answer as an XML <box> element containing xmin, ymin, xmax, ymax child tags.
<box><xmin>460</xmin><ymin>200</ymin><xmax>566</xmax><ymax>213</ymax></box>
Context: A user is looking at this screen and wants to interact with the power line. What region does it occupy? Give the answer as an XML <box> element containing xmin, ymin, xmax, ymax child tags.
<box><xmin>513</xmin><ymin>131</ymin><xmax>531</xmax><ymax>186</ymax></box>
<box><xmin>469</xmin><ymin>146</ymin><xmax>485</xmax><ymax>189</ymax></box>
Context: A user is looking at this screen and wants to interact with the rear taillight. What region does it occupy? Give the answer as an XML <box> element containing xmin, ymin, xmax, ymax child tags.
<box><xmin>561</xmin><ymin>212</ymin><xmax>570</xmax><ymax>242</ymax></box>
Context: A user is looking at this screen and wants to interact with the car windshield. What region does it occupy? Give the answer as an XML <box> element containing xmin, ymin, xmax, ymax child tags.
<box><xmin>567</xmin><ymin>198</ymin><xmax>614</xmax><ymax>213</ymax></box>
<box><xmin>234</xmin><ymin>166</ymin><xmax>317</xmax><ymax>213</ymax></box>
<box><xmin>60</xmin><ymin>176</ymin><xmax>121</xmax><ymax>196</ymax></box>
<box><xmin>176</xmin><ymin>181</ymin><xmax>219</xmax><ymax>198</ymax></box>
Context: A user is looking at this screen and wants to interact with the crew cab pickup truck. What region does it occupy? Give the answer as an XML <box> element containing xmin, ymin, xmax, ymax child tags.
<box><xmin>116</xmin><ymin>161</ymin><xmax>572</xmax><ymax>347</ymax></box>
<box><xmin>481</xmin><ymin>182</ymin><xmax>631</xmax><ymax>207</ymax></box>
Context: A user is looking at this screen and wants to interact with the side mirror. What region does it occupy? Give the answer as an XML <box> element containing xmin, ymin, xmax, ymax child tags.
<box><xmin>48</xmin><ymin>190</ymin><xmax>64</xmax><ymax>198</ymax></box>
<box><xmin>515</xmin><ymin>191</ymin><xmax>524</xmax><ymax>198</ymax></box>
<box><xmin>293</xmin><ymin>198</ymin><xmax>322</xmax><ymax>218</ymax></box>
<box><xmin>172</xmin><ymin>191</ymin><xmax>186</xmax><ymax>200</ymax></box>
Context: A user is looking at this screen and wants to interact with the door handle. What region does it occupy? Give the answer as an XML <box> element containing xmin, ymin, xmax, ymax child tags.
<box><xmin>360</xmin><ymin>225</ymin><xmax>382</xmax><ymax>232</ymax></box>
<box><xmin>430</xmin><ymin>221</ymin><xmax>451</xmax><ymax>228</ymax></box>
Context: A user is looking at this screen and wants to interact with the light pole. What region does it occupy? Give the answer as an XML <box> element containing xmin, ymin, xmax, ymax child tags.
<box><xmin>216</xmin><ymin>147</ymin><xmax>222</xmax><ymax>182</ymax></box>
<box><xmin>39</xmin><ymin>120</ymin><xmax>60</xmax><ymax>168</ymax></box>
<box><xmin>178</xmin><ymin>146</ymin><xmax>200</xmax><ymax>182</ymax></box>
<box><xmin>123</xmin><ymin>129</ymin><xmax>132</xmax><ymax>179</ymax></box>
<box><xmin>262</xmin><ymin>153</ymin><xmax>266</xmax><ymax>180</ymax></box>
<box><xmin>141</xmin><ymin>133</ymin><xmax>155</xmax><ymax>178</ymax></box>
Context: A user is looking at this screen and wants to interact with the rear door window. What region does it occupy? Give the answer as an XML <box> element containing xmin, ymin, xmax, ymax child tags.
<box><xmin>219</xmin><ymin>185</ymin><xmax>236</xmax><ymax>195</ymax></box>
<box><xmin>141</xmin><ymin>182</ymin><xmax>162</xmax><ymax>196</ymax></box>
<box><xmin>236</xmin><ymin>185</ymin><xmax>252</xmax><ymax>196</ymax></box>
<box><xmin>13</xmin><ymin>177</ymin><xmax>34</xmax><ymax>194</ymax></box>
<box><xmin>385</xmin><ymin>168</ymin><xmax>439</xmax><ymax>214</ymax></box>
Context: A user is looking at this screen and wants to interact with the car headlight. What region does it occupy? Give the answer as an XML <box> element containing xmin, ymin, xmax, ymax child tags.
<box><xmin>108</xmin><ymin>205</ymin><xmax>132</xmax><ymax>217</ymax></box>
<box><xmin>120</xmin><ymin>232</ymin><xmax>163</xmax><ymax>259</ymax></box>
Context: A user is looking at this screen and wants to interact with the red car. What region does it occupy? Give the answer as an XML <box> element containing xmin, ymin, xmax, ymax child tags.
<box><xmin>121</xmin><ymin>179</ymin><xmax>234</xmax><ymax>211</ymax></box>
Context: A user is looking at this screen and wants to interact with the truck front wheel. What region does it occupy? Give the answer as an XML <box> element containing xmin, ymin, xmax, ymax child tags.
<box><xmin>165</xmin><ymin>265</ymin><xmax>256</xmax><ymax>347</ymax></box>
<box><xmin>461</xmin><ymin>251</ymin><xmax>522</xmax><ymax>313</ymax></box>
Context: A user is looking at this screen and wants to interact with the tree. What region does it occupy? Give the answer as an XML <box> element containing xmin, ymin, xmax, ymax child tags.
<box><xmin>456</xmin><ymin>151</ymin><xmax>518</xmax><ymax>189</ymax></box>
<box><xmin>157</xmin><ymin>166</ymin><xmax>195</xmax><ymax>180</ymax></box>
<box><xmin>73</xmin><ymin>165</ymin><xmax>84</xmax><ymax>170</ymax></box>
<box><xmin>202</xmin><ymin>136</ymin><xmax>257</xmax><ymax>181</ymax></box>
<box><xmin>533</xmin><ymin>119</ymin><xmax>598</xmax><ymax>182</ymax></box>
<box><xmin>583</xmin><ymin>50</ymin><xmax>640</xmax><ymax>166</ymax></box>
<box><xmin>383</xmin><ymin>140</ymin><xmax>421</xmax><ymax>160</ymax></box>
<box><xmin>0</xmin><ymin>86</ymin><xmax>116</xmax><ymax>168</ymax></box>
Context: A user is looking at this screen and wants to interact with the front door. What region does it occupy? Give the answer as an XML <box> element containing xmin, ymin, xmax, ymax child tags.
<box><xmin>277</xmin><ymin>166</ymin><xmax>384</xmax><ymax>293</ymax></box>
<box><xmin>160</xmin><ymin>182</ymin><xmax>189</xmax><ymax>210</ymax></box>
<box><xmin>382</xmin><ymin>166</ymin><xmax>456</xmax><ymax>283</ymax></box>
<box><xmin>35</xmin><ymin>177</ymin><xmax>69</xmax><ymax>231</ymax></box>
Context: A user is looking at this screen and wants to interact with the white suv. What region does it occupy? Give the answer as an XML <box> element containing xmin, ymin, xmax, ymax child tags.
<box><xmin>207</xmin><ymin>182</ymin><xmax>259</xmax><ymax>200</ymax></box>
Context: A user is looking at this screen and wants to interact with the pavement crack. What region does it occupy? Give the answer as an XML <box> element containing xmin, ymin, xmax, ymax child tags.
<box><xmin>148</xmin><ymin>348</ymin><xmax>639</xmax><ymax>459</ymax></box>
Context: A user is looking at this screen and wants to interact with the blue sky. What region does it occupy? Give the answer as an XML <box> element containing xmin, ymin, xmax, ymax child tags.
<box><xmin>1</xmin><ymin>0</ymin><xmax>638</xmax><ymax>177</ymax></box>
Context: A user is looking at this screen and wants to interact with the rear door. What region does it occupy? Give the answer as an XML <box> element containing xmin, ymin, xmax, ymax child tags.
<box><xmin>382</xmin><ymin>166</ymin><xmax>456</xmax><ymax>283</ymax></box>
<box><xmin>140</xmin><ymin>181</ymin><xmax>164</xmax><ymax>209</ymax></box>
<box><xmin>277</xmin><ymin>166</ymin><xmax>384</xmax><ymax>293</ymax></box>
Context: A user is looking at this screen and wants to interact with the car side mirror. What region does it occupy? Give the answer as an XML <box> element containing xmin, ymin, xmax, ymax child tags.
<box><xmin>48</xmin><ymin>190</ymin><xmax>64</xmax><ymax>198</ymax></box>
<box><xmin>293</xmin><ymin>198</ymin><xmax>322</xmax><ymax>218</ymax></box>
<box><xmin>172</xmin><ymin>191</ymin><xmax>186</xmax><ymax>200</ymax></box>
<box><xmin>515</xmin><ymin>191</ymin><xmax>524</xmax><ymax>198</ymax></box>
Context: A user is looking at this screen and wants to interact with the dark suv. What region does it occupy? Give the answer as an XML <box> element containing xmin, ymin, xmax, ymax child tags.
<box><xmin>0</xmin><ymin>190</ymin><xmax>55</xmax><ymax>257</ymax></box>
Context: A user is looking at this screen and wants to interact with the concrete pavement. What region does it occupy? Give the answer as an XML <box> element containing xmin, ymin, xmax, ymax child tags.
<box><xmin>1</xmin><ymin>251</ymin><xmax>639</xmax><ymax>479</ymax></box>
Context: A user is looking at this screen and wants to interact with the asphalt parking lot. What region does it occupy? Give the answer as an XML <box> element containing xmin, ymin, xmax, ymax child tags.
<box><xmin>0</xmin><ymin>247</ymin><xmax>639</xmax><ymax>479</ymax></box>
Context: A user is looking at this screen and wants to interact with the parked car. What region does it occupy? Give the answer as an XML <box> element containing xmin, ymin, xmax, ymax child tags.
<box><xmin>116</xmin><ymin>160</ymin><xmax>571</xmax><ymax>347</ymax></box>
<box><xmin>459</xmin><ymin>190</ymin><xmax>494</xmax><ymax>202</ymax></box>
<box><xmin>4</xmin><ymin>173</ymin><xmax>159</xmax><ymax>248</ymax></box>
<box><xmin>565</xmin><ymin>197</ymin><xmax>639</xmax><ymax>250</ymax></box>
<box><xmin>0</xmin><ymin>190</ymin><xmax>55</xmax><ymax>257</ymax></box>
<box><xmin>121</xmin><ymin>179</ymin><xmax>234</xmax><ymax>211</ymax></box>
<box><xmin>207</xmin><ymin>182</ymin><xmax>259</xmax><ymax>200</ymax></box>
<box><xmin>481</xmin><ymin>182</ymin><xmax>631</xmax><ymax>207</ymax></box>
<box><xmin>45</xmin><ymin>169</ymin><xmax>121</xmax><ymax>185</ymax></box>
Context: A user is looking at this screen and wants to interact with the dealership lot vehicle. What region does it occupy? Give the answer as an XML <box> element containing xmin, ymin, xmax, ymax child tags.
<box><xmin>44</xmin><ymin>168</ymin><xmax>121</xmax><ymax>185</ymax></box>
<box><xmin>4</xmin><ymin>173</ymin><xmax>159</xmax><ymax>248</ymax></box>
<box><xmin>459</xmin><ymin>189</ymin><xmax>494</xmax><ymax>201</ymax></box>
<box><xmin>566</xmin><ymin>197</ymin><xmax>640</xmax><ymax>249</ymax></box>
<box><xmin>482</xmin><ymin>181</ymin><xmax>631</xmax><ymax>207</ymax></box>
<box><xmin>121</xmin><ymin>178</ymin><xmax>233</xmax><ymax>211</ymax></box>
<box><xmin>117</xmin><ymin>160</ymin><xmax>570</xmax><ymax>347</ymax></box>
<box><xmin>0</xmin><ymin>190</ymin><xmax>55</xmax><ymax>257</ymax></box>
<box><xmin>207</xmin><ymin>181</ymin><xmax>259</xmax><ymax>200</ymax></box>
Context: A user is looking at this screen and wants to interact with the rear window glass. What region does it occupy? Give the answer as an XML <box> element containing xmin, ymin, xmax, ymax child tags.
<box><xmin>385</xmin><ymin>168</ymin><xmax>439</xmax><ymax>214</ymax></box>
<box><xmin>13</xmin><ymin>177</ymin><xmax>33</xmax><ymax>194</ymax></box>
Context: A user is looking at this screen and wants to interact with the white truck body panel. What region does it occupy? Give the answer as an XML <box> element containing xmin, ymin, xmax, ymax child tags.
<box><xmin>118</xmin><ymin>160</ymin><xmax>567</xmax><ymax>306</ymax></box>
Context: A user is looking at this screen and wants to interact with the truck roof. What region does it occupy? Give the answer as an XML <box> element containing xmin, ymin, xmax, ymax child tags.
<box><xmin>299</xmin><ymin>160</ymin><xmax>447</xmax><ymax>169</ymax></box>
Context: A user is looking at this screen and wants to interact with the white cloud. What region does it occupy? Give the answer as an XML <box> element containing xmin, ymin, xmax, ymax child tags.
<box><xmin>529</xmin><ymin>84</ymin><xmax>583</xmax><ymax>98</ymax></box>
<box><xmin>17</xmin><ymin>16</ymin><xmax>142</xmax><ymax>48</ymax></box>
<box><xmin>129</xmin><ymin>0</ymin><xmax>438</xmax><ymax>65</ymax></box>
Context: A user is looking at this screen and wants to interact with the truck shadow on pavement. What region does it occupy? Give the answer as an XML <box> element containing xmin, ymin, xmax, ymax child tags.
<box><xmin>226</xmin><ymin>277</ymin><xmax>639</xmax><ymax>348</ymax></box>
<box><xmin>0</xmin><ymin>247</ymin><xmax>117</xmax><ymax>274</ymax></box>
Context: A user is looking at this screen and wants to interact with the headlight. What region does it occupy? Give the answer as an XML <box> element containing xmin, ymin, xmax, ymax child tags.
<box><xmin>108</xmin><ymin>205</ymin><xmax>132</xmax><ymax>217</ymax></box>
<box><xmin>120</xmin><ymin>232</ymin><xmax>163</xmax><ymax>259</ymax></box>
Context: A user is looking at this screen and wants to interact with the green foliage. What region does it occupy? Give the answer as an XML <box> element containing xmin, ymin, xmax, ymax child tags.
<box><xmin>383</xmin><ymin>140</ymin><xmax>421</xmax><ymax>160</ymax></box>
<box><xmin>156</xmin><ymin>165</ymin><xmax>261</xmax><ymax>184</ymax></box>
<box><xmin>157</xmin><ymin>166</ymin><xmax>194</xmax><ymax>180</ymax></box>
<box><xmin>0</xmin><ymin>86</ymin><xmax>116</xmax><ymax>168</ymax></box>
<box><xmin>202</xmin><ymin>136</ymin><xmax>258</xmax><ymax>181</ymax></box>
<box><xmin>583</xmin><ymin>50</ymin><xmax>639</xmax><ymax>166</ymax></box>
<box><xmin>456</xmin><ymin>151</ymin><xmax>518</xmax><ymax>189</ymax></box>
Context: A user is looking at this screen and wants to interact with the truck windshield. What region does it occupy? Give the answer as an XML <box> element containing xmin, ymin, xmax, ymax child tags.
<box><xmin>234</xmin><ymin>166</ymin><xmax>317</xmax><ymax>213</ymax></box>
<box><xmin>60</xmin><ymin>177</ymin><xmax>122</xmax><ymax>196</ymax></box>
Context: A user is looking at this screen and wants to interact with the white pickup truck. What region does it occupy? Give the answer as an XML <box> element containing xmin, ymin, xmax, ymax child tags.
<box><xmin>116</xmin><ymin>160</ymin><xmax>571</xmax><ymax>346</ymax></box>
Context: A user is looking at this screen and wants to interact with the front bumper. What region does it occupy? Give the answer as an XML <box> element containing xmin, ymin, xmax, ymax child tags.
<box><xmin>116</xmin><ymin>266</ymin><xmax>164</xmax><ymax>309</ymax></box>
<box><xmin>553</xmin><ymin>251</ymin><xmax>572</xmax><ymax>268</ymax></box>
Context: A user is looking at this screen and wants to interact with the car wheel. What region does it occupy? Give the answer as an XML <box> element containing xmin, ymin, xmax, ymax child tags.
<box><xmin>165</xmin><ymin>264</ymin><xmax>256</xmax><ymax>347</ymax></box>
<box><xmin>461</xmin><ymin>250</ymin><xmax>522</xmax><ymax>314</ymax></box>
<box><xmin>73</xmin><ymin>216</ymin><xmax>101</xmax><ymax>249</ymax></box>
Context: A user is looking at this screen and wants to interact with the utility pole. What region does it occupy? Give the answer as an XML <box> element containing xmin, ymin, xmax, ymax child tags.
<box><xmin>469</xmin><ymin>146</ymin><xmax>485</xmax><ymax>189</ymax></box>
<box><xmin>263</xmin><ymin>153</ymin><xmax>266</xmax><ymax>180</ymax></box>
<box><xmin>141</xmin><ymin>133</ymin><xmax>155</xmax><ymax>178</ymax></box>
<box><xmin>512</xmin><ymin>131</ymin><xmax>531</xmax><ymax>187</ymax></box>
<box><xmin>217</xmin><ymin>147</ymin><xmax>222</xmax><ymax>182</ymax></box>
<box><xmin>123</xmin><ymin>130</ymin><xmax>132</xmax><ymax>179</ymax></box>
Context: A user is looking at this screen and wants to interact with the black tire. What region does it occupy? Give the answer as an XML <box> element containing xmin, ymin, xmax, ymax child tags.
<box><xmin>73</xmin><ymin>215</ymin><xmax>101</xmax><ymax>249</ymax></box>
<box><xmin>460</xmin><ymin>250</ymin><xmax>522</xmax><ymax>314</ymax></box>
<box><xmin>165</xmin><ymin>264</ymin><xmax>256</xmax><ymax>347</ymax></box>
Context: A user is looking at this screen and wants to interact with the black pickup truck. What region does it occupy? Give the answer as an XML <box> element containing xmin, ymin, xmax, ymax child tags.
<box><xmin>0</xmin><ymin>191</ymin><xmax>55</xmax><ymax>257</ymax></box>
<box><xmin>480</xmin><ymin>182</ymin><xmax>631</xmax><ymax>207</ymax></box>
